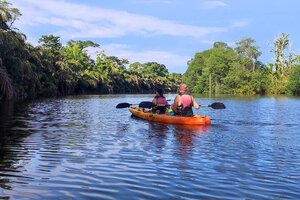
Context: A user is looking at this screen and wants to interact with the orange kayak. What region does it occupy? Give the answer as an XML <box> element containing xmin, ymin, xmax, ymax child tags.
<box><xmin>129</xmin><ymin>107</ymin><xmax>211</xmax><ymax>125</ymax></box>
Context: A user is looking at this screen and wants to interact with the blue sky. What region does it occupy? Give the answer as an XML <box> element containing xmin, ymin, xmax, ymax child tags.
<box><xmin>9</xmin><ymin>0</ymin><xmax>300</xmax><ymax>73</ymax></box>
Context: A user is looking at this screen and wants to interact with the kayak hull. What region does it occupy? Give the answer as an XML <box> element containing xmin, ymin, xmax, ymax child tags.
<box><xmin>129</xmin><ymin>107</ymin><xmax>211</xmax><ymax>125</ymax></box>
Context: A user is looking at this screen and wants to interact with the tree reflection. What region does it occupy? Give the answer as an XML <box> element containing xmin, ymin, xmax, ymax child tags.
<box><xmin>147</xmin><ymin>122</ymin><xmax>169</xmax><ymax>153</ymax></box>
<box><xmin>0</xmin><ymin>102</ymin><xmax>33</xmax><ymax>195</ymax></box>
<box><xmin>173</xmin><ymin>125</ymin><xmax>210</xmax><ymax>175</ymax></box>
<box><xmin>0</xmin><ymin>102</ymin><xmax>14</xmax><ymax>136</ymax></box>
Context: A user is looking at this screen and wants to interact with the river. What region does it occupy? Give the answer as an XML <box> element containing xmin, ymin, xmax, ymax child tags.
<box><xmin>1</xmin><ymin>94</ymin><xmax>300</xmax><ymax>199</ymax></box>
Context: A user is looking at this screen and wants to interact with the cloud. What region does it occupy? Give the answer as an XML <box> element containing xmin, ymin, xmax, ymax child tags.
<box><xmin>11</xmin><ymin>0</ymin><xmax>228</xmax><ymax>39</ymax></box>
<box><xmin>230</xmin><ymin>19</ymin><xmax>251</xmax><ymax>28</ymax></box>
<box><xmin>132</xmin><ymin>0</ymin><xmax>174</xmax><ymax>4</ymax></box>
<box><xmin>201</xmin><ymin>1</ymin><xmax>229</xmax><ymax>9</ymax></box>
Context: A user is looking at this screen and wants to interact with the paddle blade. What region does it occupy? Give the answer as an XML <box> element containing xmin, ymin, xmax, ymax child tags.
<box><xmin>116</xmin><ymin>103</ymin><xmax>131</xmax><ymax>109</ymax></box>
<box><xmin>209</xmin><ymin>102</ymin><xmax>226</xmax><ymax>109</ymax></box>
<box><xmin>138</xmin><ymin>101</ymin><xmax>155</xmax><ymax>109</ymax></box>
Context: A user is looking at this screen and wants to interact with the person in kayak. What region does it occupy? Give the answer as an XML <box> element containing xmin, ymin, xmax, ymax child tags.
<box><xmin>152</xmin><ymin>88</ymin><xmax>169</xmax><ymax>114</ymax></box>
<box><xmin>171</xmin><ymin>83</ymin><xmax>199</xmax><ymax>117</ymax></box>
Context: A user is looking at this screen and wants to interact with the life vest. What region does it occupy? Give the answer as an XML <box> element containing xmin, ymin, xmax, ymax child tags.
<box><xmin>177</xmin><ymin>93</ymin><xmax>194</xmax><ymax>117</ymax></box>
<box><xmin>153</xmin><ymin>96</ymin><xmax>168</xmax><ymax>114</ymax></box>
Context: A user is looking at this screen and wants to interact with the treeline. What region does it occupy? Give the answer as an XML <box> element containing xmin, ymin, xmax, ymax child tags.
<box><xmin>183</xmin><ymin>36</ymin><xmax>300</xmax><ymax>96</ymax></box>
<box><xmin>0</xmin><ymin>1</ymin><xmax>181</xmax><ymax>102</ymax></box>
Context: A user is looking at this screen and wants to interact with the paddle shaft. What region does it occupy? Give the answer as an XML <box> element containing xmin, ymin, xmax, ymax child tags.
<box><xmin>117</xmin><ymin>101</ymin><xmax>225</xmax><ymax>109</ymax></box>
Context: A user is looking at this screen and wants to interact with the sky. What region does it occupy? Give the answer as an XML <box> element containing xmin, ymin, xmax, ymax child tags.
<box><xmin>9</xmin><ymin>0</ymin><xmax>300</xmax><ymax>73</ymax></box>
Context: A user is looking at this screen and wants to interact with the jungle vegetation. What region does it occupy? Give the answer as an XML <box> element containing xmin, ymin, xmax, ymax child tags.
<box><xmin>0</xmin><ymin>1</ymin><xmax>181</xmax><ymax>102</ymax></box>
<box><xmin>1</xmin><ymin>1</ymin><xmax>300</xmax><ymax>103</ymax></box>
<box><xmin>183</xmin><ymin>36</ymin><xmax>300</xmax><ymax>96</ymax></box>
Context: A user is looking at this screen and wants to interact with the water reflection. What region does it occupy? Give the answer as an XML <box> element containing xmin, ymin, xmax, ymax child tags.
<box><xmin>174</xmin><ymin>125</ymin><xmax>209</xmax><ymax>150</ymax></box>
<box><xmin>145</xmin><ymin>121</ymin><xmax>211</xmax><ymax>175</ymax></box>
<box><xmin>173</xmin><ymin>125</ymin><xmax>210</xmax><ymax>175</ymax></box>
<box><xmin>0</xmin><ymin>102</ymin><xmax>14</xmax><ymax>135</ymax></box>
<box><xmin>146</xmin><ymin>123</ymin><xmax>169</xmax><ymax>153</ymax></box>
<box><xmin>0</xmin><ymin>128</ymin><xmax>33</xmax><ymax>195</ymax></box>
<box><xmin>145</xmin><ymin>121</ymin><xmax>211</xmax><ymax>153</ymax></box>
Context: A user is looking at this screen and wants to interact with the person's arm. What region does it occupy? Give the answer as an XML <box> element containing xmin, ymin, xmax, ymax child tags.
<box><xmin>192</xmin><ymin>96</ymin><xmax>200</xmax><ymax>109</ymax></box>
<box><xmin>171</xmin><ymin>95</ymin><xmax>180</xmax><ymax>112</ymax></box>
<box><xmin>166</xmin><ymin>99</ymin><xmax>170</xmax><ymax>108</ymax></box>
<box><xmin>152</xmin><ymin>98</ymin><xmax>157</xmax><ymax>105</ymax></box>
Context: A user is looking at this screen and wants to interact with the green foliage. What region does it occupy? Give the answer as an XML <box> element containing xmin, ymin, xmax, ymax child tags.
<box><xmin>235</xmin><ymin>38</ymin><xmax>262</xmax><ymax>72</ymax></box>
<box><xmin>223</xmin><ymin>64</ymin><xmax>269</xmax><ymax>95</ymax></box>
<box><xmin>271</xmin><ymin>33</ymin><xmax>289</xmax><ymax>76</ymax></box>
<box><xmin>286</xmin><ymin>64</ymin><xmax>300</xmax><ymax>95</ymax></box>
<box><xmin>0</xmin><ymin>0</ymin><xmax>21</xmax><ymax>30</ymax></box>
<box><xmin>0</xmin><ymin>65</ymin><xmax>14</xmax><ymax>100</ymax></box>
<box><xmin>128</xmin><ymin>62</ymin><xmax>169</xmax><ymax>77</ymax></box>
<box><xmin>57</xmin><ymin>40</ymin><xmax>99</xmax><ymax>93</ymax></box>
<box><xmin>267</xmin><ymin>33</ymin><xmax>298</xmax><ymax>95</ymax></box>
<box><xmin>183</xmin><ymin>39</ymin><xmax>273</xmax><ymax>95</ymax></box>
<box><xmin>183</xmin><ymin>42</ymin><xmax>237</xmax><ymax>94</ymax></box>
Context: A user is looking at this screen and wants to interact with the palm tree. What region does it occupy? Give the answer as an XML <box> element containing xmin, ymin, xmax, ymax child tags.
<box><xmin>0</xmin><ymin>0</ymin><xmax>21</xmax><ymax>30</ymax></box>
<box><xmin>0</xmin><ymin>1</ymin><xmax>26</xmax><ymax>101</ymax></box>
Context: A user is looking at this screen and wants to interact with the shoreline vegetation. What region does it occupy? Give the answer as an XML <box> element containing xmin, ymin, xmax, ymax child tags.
<box><xmin>1</xmin><ymin>1</ymin><xmax>300</xmax><ymax>104</ymax></box>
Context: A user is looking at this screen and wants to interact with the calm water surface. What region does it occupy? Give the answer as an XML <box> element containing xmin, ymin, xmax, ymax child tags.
<box><xmin>0</xmin><ymin>95</ymin><xmax>300</xmax><ymax>199</ymax></box>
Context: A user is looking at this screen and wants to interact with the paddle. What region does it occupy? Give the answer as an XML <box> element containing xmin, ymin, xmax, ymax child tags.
<box><xmin>201</xmin><ymin>102</ymin><xmax>226</xmax><ymax>109</ymax></box>
<box><xmin>139</xmin><ymin>101</ymin><xmax>226</xmax><ymax>109</ymax></box>
<box><xmin>116</xmin><ymin>101</ymin><xmax>154</xmax><ymax>109</ymax></box>
<box><xmin>116</xmin><ymin>101</ymin><xmax>225</xmax><ymax>109</ymax></box>
<box><xmin>116</xmin><ymin>102</ymin><xmax>154</xmax><ymax>109</ymax></box>
<box><xmin>116</xmin><ymin>103</ymin><xmax>136</xmax><ymax>108</ymax></box>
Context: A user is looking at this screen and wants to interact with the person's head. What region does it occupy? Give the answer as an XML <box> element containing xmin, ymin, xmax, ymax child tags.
<box><xmin>179</xmin><ymin>83</ymin><xmax>187</xmax><ymax>94</ymax></box>
<box><xmin>155</xmin><ymin>88</ymin><xmax>164</xmax><ymax>96</ymax></box>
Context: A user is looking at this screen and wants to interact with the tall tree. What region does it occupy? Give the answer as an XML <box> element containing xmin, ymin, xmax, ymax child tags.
<box><xmin>0</xmin><ymin>1</ymin><xmax>23</xmax><ymax>100</ymax></box>
<box><xmin>38</xmin><ymin>35</ymin><xmax>62</xmax><ymax>50</ymax></box>
<box><xmin>235</xmin><ymin>38</ymin><xmax>261</xmax><ymax>72</ymax></box>
<box><xmin>271</xmin><ymin>33</ymin><xmax>289</xmax><ymax>77</ymax></box>
<box><xmin>268</xmin><ymin>33</ymin><xmax>295</xmax><ymax>94</ymax></box>
<box><xmin>0</xmin><ymin>0</ymin><xmax>21</xmax><ymax>30</ymax></box>
<box><xmin>57</xmin><ymin>40</ymin><xmax>99</xmax><ymax>93</ymax></box>
<box><xmin>184</xmin><ymin>42</ymin><xmax>237</xmax><ymax>94</ymax></box>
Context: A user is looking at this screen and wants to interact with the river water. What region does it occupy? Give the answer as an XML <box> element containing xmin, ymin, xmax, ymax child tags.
<box><xmin>0</xmin><ymin>94</ymin><xmax>300</xmax><ymax>199</ymax></box>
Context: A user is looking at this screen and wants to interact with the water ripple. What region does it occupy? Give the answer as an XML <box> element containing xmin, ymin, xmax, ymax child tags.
<box><xmin>1</xmin><ymin>95</ymin><xmax>300</xmax><ymax>199</ymax></box>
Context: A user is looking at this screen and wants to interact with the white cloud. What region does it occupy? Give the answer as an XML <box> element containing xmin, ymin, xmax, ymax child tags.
<box><xmin>132</xmin><ymin>0</ymin><xmax>174</xmax><ymax>4</ymax></box>
<box><xmin>11</xmin><ymin>0</ymin><xmax>228</xmax><ymax>39</ymax></box>
<box><xmin>230</xmin><ymin>19</ymin><xmax>251</xmax><ymax>28</ymax></box>
<box><xmin>201</xmin><ymin>1</ymin><xmax>229</xmax><ymax>9</ymax></box>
